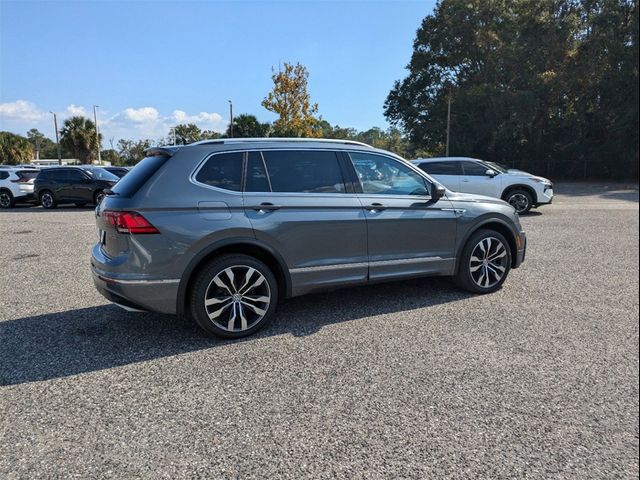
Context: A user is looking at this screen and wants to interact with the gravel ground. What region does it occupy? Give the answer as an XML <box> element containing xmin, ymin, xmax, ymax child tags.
<box><xmin>1</xmin><ymin>183</ymin><xmax>638</xmax><ymax>479</ymax></box>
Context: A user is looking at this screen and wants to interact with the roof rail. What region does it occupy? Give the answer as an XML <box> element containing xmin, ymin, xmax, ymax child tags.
<box><xmin>144</xmin><ymin>146</ymin><xmax>181</xmax><ymax>157</ymax></box>
<box><xmin>188</xmin><ymin>137</ymin><xmax>374</xmax><ymax>148</ymax></box>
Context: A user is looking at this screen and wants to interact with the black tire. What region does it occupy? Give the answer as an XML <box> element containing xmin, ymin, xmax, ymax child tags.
<box><xmin>189</xmin><ymin>254</ymin><xmax>278</xmax><ymax>339</ymax></box>
<box><xmin>39</xmin><ymin>190</ymin><xmax>57</xmax><ymax>209</ymax></box>
<box><xmin>505</xmin><ymin>189</ymin><xmax>533</xmax><ymax>214</ymax></box>
<box><xmin>455</xmin><ymin>229</ymin><xmax>512</xmax><ymax>294</ymax></box>
<box><xmin>94</xmin><ymin>190</ymin><xmax>105</xmax><ymax>206</ymax></box>
<box><xmin>0</xmin><ymin>190</ymin><xmax>14</xmax><ymax>209</ymax></box>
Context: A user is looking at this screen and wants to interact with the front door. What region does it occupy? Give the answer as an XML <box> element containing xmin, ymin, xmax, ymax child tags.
<box><xmin>459</xmin><ymin>161</ymin><xmax>502</xmax><ymax>198</ymax></box>
<box><xmin>348</xmin><ymin>152</ymin><xmax>459</xmax><ymax>281</ymax></box>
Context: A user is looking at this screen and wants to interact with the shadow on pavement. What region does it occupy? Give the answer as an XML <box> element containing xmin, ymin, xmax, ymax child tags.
<box><xmin>1</xmin><ymin>277</ymin><xmax>471</xmax><ymax>386</ymax></box>
<box><xmin>555</xmin><ymin>182</ymin><xmax>639</xmax><ymax>202</ymax></box>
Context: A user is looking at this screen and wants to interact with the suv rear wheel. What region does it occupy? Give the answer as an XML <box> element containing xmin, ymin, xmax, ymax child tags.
<box><xmin>455</xmin><ymin>229</ymin><xmax>512</xmax><ymax>294</ymax></box>
<box><xmin>0</xmin><ymin>190</ymin><xmax>14</xmax><ymax>209</ymax></box>
<box><xmin>190</xmin><ymin>254</ymin><xmax>278</xmax><ymax>338</ymax></box>
<box><xmin>40</xmin><ymin>190</ymin><xmax>57</xmax><ymax>209</ymax></box>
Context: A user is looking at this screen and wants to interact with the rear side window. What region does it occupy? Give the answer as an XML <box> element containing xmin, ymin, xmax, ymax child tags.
<box><xmin>0</xmin><ymin>172</ymin><xmax>8</xmax><ymax>180</ymax></box>
<box><xmin>245</xmin><ymin>151</ymin><xmax>271</xmax><ymax>192</ymax></box>
<box><xmin>17</xmin><ymin>170</ymin><xmax>39</xmax><ymax>180</ymax></box>
<box><xmin>113</xmin><ymin>155</ymin><xmax>170</xmax><ymax>197</ymax></box>
<box><xmin>262</xmin><ymin>150</ymin><xmax>345</xmax><ymax>194</ymax></box>
<box><xmin>195</xmin><ymin>152</ymin><xmax>243</xmax><ymax>191</ymax></box>
<box><xmin>418</xmin><ymin>161</ymin><xmax>462</xmax><ymax>175</ymax></box>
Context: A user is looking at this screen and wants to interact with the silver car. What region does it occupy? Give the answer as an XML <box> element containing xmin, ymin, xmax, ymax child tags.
<box><xmin>92</xmin><ymin>139</ymin><xmax>526</xmax><ymax>338</ymax></box>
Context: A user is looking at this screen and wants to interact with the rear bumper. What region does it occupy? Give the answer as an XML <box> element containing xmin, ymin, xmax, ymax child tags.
<box><xmin>91</xmin><ymin>244</ymin><xmax>179</xmax><ymax>314</ymax></box>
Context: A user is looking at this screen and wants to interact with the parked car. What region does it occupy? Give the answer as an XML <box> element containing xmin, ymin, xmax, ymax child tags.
<box><xmin>0</xmin><ymin>168</ymin><xmax>40</xmax><ymax>208</ymax></box>
<box><xmin>92</xmin><ymin>139</ymin><xmax>527</xmax><ymax>339</ymax></box>
<box><xmin>34</xmin><ymin>166</ymin><xmax>119</xmax><ymax>209</ymax></box>
<box><xmin>411</xmin><ymin>157</ymin><xmax>553</xmax><ymax>214</ymax></box>
<box><xmin>103</xmin><ymin>166</ymin><xmax>130</xmax><ymax>179</ymax></box>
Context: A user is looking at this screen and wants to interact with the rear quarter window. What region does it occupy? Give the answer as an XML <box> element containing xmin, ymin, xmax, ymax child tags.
<box><xmin>194</xmin><ymin>152</ymin><xmax>243</xmax><ymax>191</ymax></box>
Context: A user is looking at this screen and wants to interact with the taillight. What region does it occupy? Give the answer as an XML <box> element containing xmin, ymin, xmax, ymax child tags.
<box><xmin>103</xmin><ymin>211</ymin><xmax>159</xmax><ymax>234</ymax></box>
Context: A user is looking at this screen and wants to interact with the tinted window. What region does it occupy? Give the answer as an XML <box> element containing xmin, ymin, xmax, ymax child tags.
<box><xmin>0</xmin><ymin>172</ymin><xmax>8</xmax><ymax>180</ymax></box>
<box><xmin>45</xmin><ymin>169</ymin><xmax>69</xmax><ymax>181</ymax></box>
<box><xmin>351</xmin><ymin>153</ymin><xmax>430</xmax><ymax>196</ymax></box>
<box><xmin>195</xmin><ymin>152</ymin><xmax>243</xmax><ymax>191</ymax></box>
<box><xmin>84</xmin><ymin>168</ymin><xmax>119</xmax><ymax>181</ymax></box>
<box><xmin>245</xmin><ymin>151</ymin><xmax>271</xmax><ymax>192</ymax></box>
<box><xmin>418</xmin><ymin>161</ymin><xmax>462</xmax><ymax>175</ymax></box>
<box><xmin>112</xmin><ymin>155</ymin><xmax>169</xmax><ymax>197</ymax></box>
<box><xmin>17</xmin><ymin>170</ymin><xmax>39</xmax><ymax>180</ymax></box>
<box><xmin>461</xmin><ymin>161</ymin><xmax>490</xmax><ymax>176</ymax></box>
<box><xmin>67</xmin><ymin>170</ymin><xmax>88</xmax><ymax>181</ymax></box>
<box><xmin>262</xmin><ymin>150</ymin><xmax>345</xmax><ymax>194</ymax></box>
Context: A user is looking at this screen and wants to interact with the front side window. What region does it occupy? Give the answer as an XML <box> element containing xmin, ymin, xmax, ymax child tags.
<box><xmin>67</xmin><ymin>170</ymin><xmax>88</xmax><ymax>181</ymax></box>
<box><xmin>245</xmin><ymin>151</ymin><xmax>271</xmax><ymax>192</ymax></box>
<box><xmin>195</xmin><ymin>152</ymin><xmax>243</xmax><ymax>191</ymax></box>
<box><xmin>351</xmin><ymin>153</ymin><xmax>430</xmax><ymax>196</ymax></box>
<box><xmin>85</xmin><ymin>168</ymin><xmax>119</xmax><ymax>182</ymax></box>
<box><xmin>461</xmin><ymin>161</ymin><xmax>490</xmax><ymax>176</ymax></box>
<box><xmin>262</xmin><ymin>150</ymin><xmax>345</xmax><ymax>194</ymax></box>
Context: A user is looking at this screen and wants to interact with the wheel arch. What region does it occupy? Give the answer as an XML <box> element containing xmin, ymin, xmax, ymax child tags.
<box><xmin>456</xmin><ymin>218</ymin><xmax>519</xmax><ymax>272</ymax></box>
<box><xmin>501</xmin><ymin>184</ymin><xmax>538</xmax><ymax>204</ymax></box>
<box><xmin>176</xmin><ymin>238</ymin><xmax>291</xmax><ymax>317</ymax></box>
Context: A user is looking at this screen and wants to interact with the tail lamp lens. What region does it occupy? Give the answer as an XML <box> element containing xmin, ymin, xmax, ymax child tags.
<box><xmin>103</xmin><ymin>211</ymin><xmax>159</xmax><ymax>234</ymax></box>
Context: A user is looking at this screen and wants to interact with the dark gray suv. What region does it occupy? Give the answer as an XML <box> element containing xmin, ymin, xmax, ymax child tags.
<box><xmin>92</xmin><ymin>139</ymin><xmax>526</xmax><ymax>338</ymax></box>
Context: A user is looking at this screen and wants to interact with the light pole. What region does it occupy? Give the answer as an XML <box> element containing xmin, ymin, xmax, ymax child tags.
<box><xmin>50</xmin><ymin>112</ymin><xmax>62</xmax><ymax>165</ymax></box>
<box><xmin>445</xmin><ymin>85</ymin><xmax>452</xmax><ymax>157</ymax></box>
<box><xmin>93</xmin><ymin>105</ymin><xmax>102</xmax><ymax>165</ymax></box>
<box><xmin>228</xmin><ymin>100</ymin><xmax>233</xmax><ymax>138</ymax></box>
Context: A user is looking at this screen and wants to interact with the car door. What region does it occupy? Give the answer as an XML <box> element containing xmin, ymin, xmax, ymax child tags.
<box><xmin>243</xmin><ymin>149</ymin><xmax>368</xmax><ymax>296</ymax></box>
<box><xmin>416</xmin><ymin>161</ymin><xmax>462</xmax><ymax>191</ymax></box>
<box><xmin>348</xmin><ymin>151</ymin><xmax>459</xmax><ymax>281</ymax></box>
<box><xmin>459</xmin><ymin>160</ymin><xmax>502</xmax><ymax>198</ymax></box>
<box><xmin>66</xmin><ymin>169</ymin><xmax>93</xmax><ymax>201</ymax></box>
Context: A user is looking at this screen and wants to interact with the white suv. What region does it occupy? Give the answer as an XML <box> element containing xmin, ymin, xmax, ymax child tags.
<box><xmin>0</xmin><ymin>167</ymin><xmax>40</xmax><ymax>208</ymax></box>
<box><xmin>412</xmin><ymin>157</ymin><xmax>553</xmax><ymax>214</ymax></box>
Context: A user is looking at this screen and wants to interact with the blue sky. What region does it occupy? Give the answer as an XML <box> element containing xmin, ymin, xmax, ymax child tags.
<box><xmin>0</xmin><ymin>0</ymin><xmax>435</xmax><ymax>142</ymax></box>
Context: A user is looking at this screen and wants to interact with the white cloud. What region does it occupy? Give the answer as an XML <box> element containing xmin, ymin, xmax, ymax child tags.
<box><xmin>65</xmin><ymin>104</ymin><xmax>87</xmax><ymax>116</ymax></box>
<box><xmin>0</xmin><ymin>100</ymin><xmax>47</xmax><ymax>122</ymax></box>
<box><xmin>0</xmin><ymin>100</ymin><xmax>228</xmax><ymax>142</ymax></box>
<box><xmin>123</xmin><ymin>107</ymin><xmax>160</xmax><ymax>123</ymax></box>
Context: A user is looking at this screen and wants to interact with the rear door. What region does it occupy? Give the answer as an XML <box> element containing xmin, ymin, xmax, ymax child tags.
<box><xmin>349</xmin><ymin>152</ymin><xmax>458</xmax><ymax>281</ymax></box>
<box><xmin>243</xmin><ymin>149</ymin><xmax>368</xmax><ymax>296</ymax></box>
<box><xmin>416</xmin><ymin>161</ymin><xmax>462</xmax><ymax>191</ymax></box>
<box><xmin>459</xmin><ymin>161</ymin><xmax>502</xmax><ymax>198</ymax></box>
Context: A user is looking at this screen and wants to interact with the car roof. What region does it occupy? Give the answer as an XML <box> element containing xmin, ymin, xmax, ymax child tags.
<box><xmin>412</xmin><ymin>157</ymin><xmax>482</xmax><ymax>163</ymax></box>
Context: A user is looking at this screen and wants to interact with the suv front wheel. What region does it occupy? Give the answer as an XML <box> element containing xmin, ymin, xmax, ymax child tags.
<box><xmin>190</xmin><ymin>254</ymin><xmax>278</xmax><ymax>338</ymax></box>
<box><xmin>455</xmin><ymin>229</ymin><xmax>512</xmax><ymax>294</ymax></box>
<box><xmin>505</xmin><ymin>189</ymin><xmax>533</xmax><ymax>214</ymax></box>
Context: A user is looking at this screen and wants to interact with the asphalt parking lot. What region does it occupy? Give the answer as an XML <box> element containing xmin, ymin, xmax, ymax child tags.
<box><xmin>1</xmin><ymin>183</ymin><xmax>638</xmax><ymax>479</ymax></box>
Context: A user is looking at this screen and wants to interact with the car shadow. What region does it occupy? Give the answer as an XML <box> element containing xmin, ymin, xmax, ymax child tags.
<box><xmin>1</xmin><ymin>204</ymin><xmax>96</xmax><ymax>213</ymax></box>
<box><xmin>554</xmin><ymin>182</ymin><xmax>639</xmax><ymax>203</ymax></box>
<box><xmin>0</xmin><ymin>277</ymin><xmax>472</xmax><ymax>386</ymax></box>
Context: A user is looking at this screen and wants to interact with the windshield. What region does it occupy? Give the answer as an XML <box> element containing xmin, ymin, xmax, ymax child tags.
<box><xmin>84</xmin><ymin>168</ymin><xmax>120</xmax><ymax>182</ymax></box>
<box><xmin>484</xmin><ymin>161</ymin><xmax>508</xmax><ymax>174</ymax></box>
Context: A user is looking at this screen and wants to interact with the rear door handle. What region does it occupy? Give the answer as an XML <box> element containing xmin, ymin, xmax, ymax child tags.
<box><xmin>365</xmin><ymin>202</ymin><xmax>387</xmax><ymax>212</ymax></box>
<box><xmin>251</xmin><ymin>202</ymin><xmax>282</xmax><ymax>213</ymax></box>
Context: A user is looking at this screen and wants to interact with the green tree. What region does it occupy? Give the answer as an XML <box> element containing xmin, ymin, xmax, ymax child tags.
<box><xmin>173</xmin><ymin>123</ymin><xmax>203</xmax><ymax>144</ymax></box>
<box><xmin>0</xmin><ymin>131</ymin><xmax>34</xmax><ymax>165</ymax></box>
<box><xmin>385</xmin><ymin>0</ymin><xmax>638</xmax><ymax>179</ymax></box>
<box><xmin>227</xmin><ymin>114</ymin><xmax>271</xmax><ymax>137</ymax></box>
<box><xmin>59</xmin><ymin>116</ymin><xmax>101</xmax><ymax>163</ymax></box>
<box><xmin>117</xmin><ymin>139</ymin><xmax>152</xmax><ymax>165</ymax></box>
<box><xmin>101</xmin><ymin>149</ymin><xmax>120</xmax><ymax>165</ymax></box>
<box><xmin>262</xmin><ymin>62</ymin><xmax>321</xmax><ymax>137</ymax></box>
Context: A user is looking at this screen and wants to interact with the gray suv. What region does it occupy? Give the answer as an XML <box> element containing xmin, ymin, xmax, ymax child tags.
<box><xmin>92</xmin><ymin>139</ymin><xmax>526</xmax><ymax>338</ymax></box>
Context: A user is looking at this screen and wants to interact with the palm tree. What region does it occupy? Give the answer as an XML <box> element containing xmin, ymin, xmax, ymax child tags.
<box><xmin>60</xmin><ymin>116</ymin><xmax>101</xmax><ymax>163</ymax></box>
<box><xmin>0</xmin><ymin>131</ymin><xmax>34</xmax><ymax>165</ymax></box>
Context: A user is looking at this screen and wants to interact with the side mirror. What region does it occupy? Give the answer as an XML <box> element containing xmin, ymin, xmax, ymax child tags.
<box><xmin>485</xmin><ymin>169</ymin><xmax>498</xmax><ymax>178</ymax></box>
<box><xmin>431</xmin><ymin>183</ymin><xmax>446</xmax><ymax>201</ymax></box>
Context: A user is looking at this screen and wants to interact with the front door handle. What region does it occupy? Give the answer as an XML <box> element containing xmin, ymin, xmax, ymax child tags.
<box><xmin>365</xmin><ymin>202</ymin><xmax>387</xmax><ymax>212</ymax></box>
<box><xmin>251</xmin><ymin>202</ymin><xmax>282</xmax><ymax>213</ymax></box>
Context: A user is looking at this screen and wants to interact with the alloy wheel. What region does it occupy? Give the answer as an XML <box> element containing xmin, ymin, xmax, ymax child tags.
<box><xmin>508</xmin><ymin>193</ymin><xmax>529</xmax><ymax>213</ymax></box>
<box><xmin>41</xmin><ymin>193</ymin><xmax>53</xmax><ymax>208</ymax></box>
<box><xmin>469</xmin><ymin>237</ymin><xmax>508</xmax><ymax>288</ymax></box>
<box><xmin>204</xmin><ymin>265</ymin><xmax>271</xmax><ymax>332</ymax></box>
<box><xmin>0</xmin><ymin>192</ymin><xmax>11</xmax><ymax>208</ymax></box>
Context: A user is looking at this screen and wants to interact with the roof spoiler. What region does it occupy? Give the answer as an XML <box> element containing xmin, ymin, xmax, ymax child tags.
<box><xmin>144</xmin><ymin>146</ymin><xmax>180</xmax><ymax>157</ymax></box>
